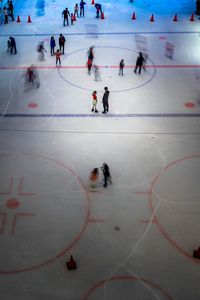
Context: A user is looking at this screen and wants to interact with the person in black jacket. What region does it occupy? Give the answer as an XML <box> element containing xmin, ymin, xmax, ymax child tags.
<box><xmin>134</xmin><ymin>52</ymin><xmax>144</xmax><ymax>74</ymax></box>
<box><xmin>80</xmin><ymin>0</ymin><xmax>86</xmax><ymax>17</ymax></box>
<box><xmin>102</xmin><ymin>87</ymin><xmax>110</xmax><ymax>114</ymax></box>
<box><xmin>101</xmin><ymin>163</ymin><xmax>112</xmax><ymax>188</ymax></box>
<box><xmin>9</xmin><ymin>37</ymin><xmax>17</xmax><ymax>54</ymax></box>
<box><xmin>62</xmin><ymin>7</ymin><xmax>70</xmax><ymax>26</ymax></box>
<box><xmin>59</xmin><ymin>34</ymin><xmax>66</xmax><ymax>54</ymax></box>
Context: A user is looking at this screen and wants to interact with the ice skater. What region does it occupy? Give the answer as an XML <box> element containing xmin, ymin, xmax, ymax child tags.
<box><xmin>196</xmin><ymin>0</ymin><xmax>200</xmax><ymax>15</ymax></box>
<box><xmin>89</xmin><ymin>168</ymin><xmax>99</xmax><ymax>190</ymax></box>
<box><xmin>59</xmin><ymin>34</ymin><xmax>66</xmax><ymax>55</ymax></box>
<box><xmin>62</xmin><ymin>7</ymin><xmax>70</xmax><ymax>26</ymax></box>
<box><xmin>119</xmin><ymin>59</ymin><xmax>124</xmax><ymax>76</ymax></box>
<box><xmin>134</xmin><ymin>52</ymin><xmax>144</xmax><ymax>74</ymax></box>
<box><xmin>91</xmin><ymin>91</ymin><xmax>98</xmax><ymax>113</ymax></box>
<box><xmin>74</xmin><ymin>3</ymin><xmax>79</xmax><ymax>18</ymax></box>
<box><xmin>95</xmin><ymin>3</ymin><xmax>102</xmax><ymax>18</ymax></box>
<box><xmin>93</xmin><ymin>65</ymin><xmax>101</xmax><ymax>81</ymax></box>
<box><xmin>87</xmin><ymin>46</ymin><xmax>94</xmax><ymax>62</ymax></box>
<box><xmin>9</xmin><ymin>36</ymin><xmax>17</xmax><ymax>54</ymax></box>
<box><xmin>71</xmin><ymin>13</ymin><xmax>74</xmax><ymax>25</ymax></box>
<box><xmin>102</xmin><ymin>87</ymin><xmax>110</xmax><ymax>114</ymax></box>
<box><xmin>50</xmin><ymin>36</ymin><xmax>56</xmax><ymax>56</ymax></box>
<box><xmin>142</xmin><ymin>53</ymin><xmax>148</xmax><ymax>71</ymax></box>
<box><xmin>87</xmin><ymin>58</ymin><xmax>93</xmax><ymax>75</ymax></box>
<box><xmin>37</xmin><ymin>41</ymin><xmax>46</xmax><ymax>61</ymax></box>
<box><xmin>80</xmin><ymin>0</ymin><xmax>86</xmax><ymax>17</ymax></box>
<box><xmin>7</xmin><ymin>39</ymin><xmax>11</xmax><ymax>52</ymax></box>
<box><xmin>55</xmin><ymin>49</ymin><xmax>61</xmax><ymax>67</ymax></box>
<box><xmin>101</xmin><ymin>163</ymin><xmax>112</xmax><ymax>188</ymax></box>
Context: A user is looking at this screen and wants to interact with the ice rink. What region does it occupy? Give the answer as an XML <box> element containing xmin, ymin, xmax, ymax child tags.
<box><xmin>0</xmin><ymin>0</ymin><xmax>200</xmax><ymax>299</ymax></box>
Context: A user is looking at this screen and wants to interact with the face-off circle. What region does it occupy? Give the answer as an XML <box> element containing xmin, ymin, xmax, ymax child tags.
<box><xmin>149</xmin><ymin>155</ymin><xmax>200</xmax><ymax>263</ymax></box>
<box><xmin>82</xmin><ymin>276</ymin><xmax>174</xmax><ymax>300</ymax></box>
<box><xmin>0</xmin><ymin>153</ymin><xmax>90</xmax><ymax>273</ymax></box>
<box><xmin>58</xmin><ymin>46</ymin><xmax>156</xmax><ymax>92</ymax></box>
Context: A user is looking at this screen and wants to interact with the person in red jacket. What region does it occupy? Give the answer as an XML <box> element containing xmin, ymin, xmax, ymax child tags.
<box><xmin>55</xmin><ymin>49</ymin><xmax>61</xmax><ymax>67</ymax></box>
<box><xmin>87</xmin><ymin>58</ymin><xmax>92</xmax><ymax>75</ymax></box>
<box><xmin>91</xmin><ymin>91</ymin><xmax>98</xmax><ymax>113</ymax></box>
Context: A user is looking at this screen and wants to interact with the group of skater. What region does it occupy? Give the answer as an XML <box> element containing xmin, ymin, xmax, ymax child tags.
<box><xmin>61</xmin><ymin>0</ymin><xmax>86</xmax><ymax>26</ymax></box>
<box><xmin>2</xmin><ymin>0</ymin><xmax>14</xmax><ymax>24</ymax></box>
<box><xmin>89</xmin><ymin>163</ymin><xmax>112</xmax><ymax>189</ymax></box>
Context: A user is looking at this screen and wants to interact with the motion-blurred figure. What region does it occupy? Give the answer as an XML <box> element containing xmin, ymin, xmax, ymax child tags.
<box><xmin>37</xmin><ymin>41</ymin><xmax>47</xmax><ymax>61</ymax></box>
<box><xmin>93</xmin><ymin>65</ymin><xmax>101</xmax><ymax>81</ymax></box>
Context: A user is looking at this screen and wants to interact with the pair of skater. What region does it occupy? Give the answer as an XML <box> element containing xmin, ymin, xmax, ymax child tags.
<box><xmin>90</xmin><ymin>163</ymin><xmax>112</xmax><ymax>189</ymax></box>
<box><xmin>91</xmin><ymin>87</ymin><xmax>110</xmax><ymax>114</ymax></box>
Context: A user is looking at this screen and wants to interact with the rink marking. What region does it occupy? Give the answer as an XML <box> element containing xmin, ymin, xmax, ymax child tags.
<box><xmin>0</xmin><ymin>65</ymin><xmax>200</xmax><ymax>70</ymax></box>
<box><xmin>0</xmin><ymin>31</ymin><xmax>200</xmax><ymax>37</ymax></box>
<box><xmin>0</xmin><ymin>113</ymin><xmax>200</xmax><ymax>118</ymax></box>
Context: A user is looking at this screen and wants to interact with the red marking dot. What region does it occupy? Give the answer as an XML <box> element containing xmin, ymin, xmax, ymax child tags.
<box><xmin>28</xmin><ymin>102</ymin><xmax>38</xmax><ymax>108</ymax></box>
<box><xmin>159</xmin><ymin>36</ymin><xmax>166</xmax><ymax>40</ymax></box>
<box><xmin>185</xmin><ymin>102</ymin><xmax>195</xmax><ymax>108</ymax></box>
<box><xmin>6</xmin><ymin>198</ymin><xmax>20</xmax><ymax>209</ymax></box>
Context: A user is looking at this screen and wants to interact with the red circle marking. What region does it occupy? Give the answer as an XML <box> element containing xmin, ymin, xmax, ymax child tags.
<box><xmin>28</xmin><ymin>102</ymin><xmax>38</xmax><ymax>108</ymax></box>
<box><xmin>6</xmin><ymin>199</ymin><xmax>20</xmax><ymax>209</ymax></box>
<box><xmin>82</xmin><ymin>276</ymin><xmax>174</xmax><ymax>300</ymax></box>
<box><xmin>0</xmin><ymin>153</ymin><xmax>91</xmax><ymax>274</ymax></box>
<box><xmin>185</xmin><ymin>102</ymin><xmax>195</xmax><ymax>108</ymax></box>
<box><xmin>149</xmin><ymin>154</ymin><xmax>200</xmax><ymax>265</ymax></box>
<box><xmin>159</xmin><ymin>36</ymin><xmax>166</xmax><ymax>40</ymax></box>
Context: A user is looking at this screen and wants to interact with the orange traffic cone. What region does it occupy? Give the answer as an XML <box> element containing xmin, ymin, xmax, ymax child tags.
<box><xmin>73</xmin><ymin>14</ymin><xmax>76</xmax><ymax>21</ymax></box>
<box><xmin>91</xmin><ymin>0</ymin><xmax>95</xmax><ymax>4</ymax></box>
<box><xmin>66</xmin><ymin>255</ymin><xmax>77</xmax><ymax>270</ymax></box>
<box><xmin>150</xmin><ymin>14</ymin><xmax>154</xmax><ymax>22</ymax></box>
<box><xmin>101</xmin><ymin>11</ymin><xmax>105</xmax><ymax>19</ymax></box>
<box><xmin>16</xmin><ymin>15</ymin><xmax>21</xmax><ymax>23</ymax></box>
<box><xmin>27</xmin><ymin>15</ymin><xmax>32</xmax><ymax>23</ymax></box>
<box><xmin>173</xmin><ymin>13</ymin><xmax>178</xmax><ymax>21</ymax></box>
<box><xmin>189</xmin><ymin>13</ymin><xmax>195</xmax><ymax>21</ymax></box>
<box><xmin>131</xmin><ymin>12</ymin><xmax>136</xmax><ymax>20</ymax></box>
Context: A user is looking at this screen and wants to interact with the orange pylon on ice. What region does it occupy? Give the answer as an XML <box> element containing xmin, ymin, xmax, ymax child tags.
<box><xmin>91</xmin><ymin>0</ymin><xmax>95</xmax><ymax>4</ymax></box>
<box><xmin>16</xmin><ymin>15</ymin><xmax>21</xmax><ymax>23</ymax></box>
<box><xmin>150</xmin><ymin>14</ymin><xmax>154</xmax><ymax>22</ymax></box>
<box><xmin>173</xmin><ymin>13</ymin><xmax>178</xmax><ymax>21</ymax></box>
<box><xmin>131</xmin><ymin>12</ymin><xmax>136</xmax><ymax>20</ymax></box>
<box><xmin>101</xmin><ymin>11</ymin><xmax>105</xmax><ymax>19</ymax></box>
<box><xmin>73</xmin><ymin>14</ymin><xmax>76</xmax><ymax>21</ymax></box>
<box><xmin>66</xmin><ymin>255</ymin><xmax>77</xmax><ymax>270</ymax></box>
<box><xmin>27</xmin><ymin>15</ymin><xmax>32</xmax><ymax>23</ymax></box>
<box><xmin>189</xmin><ymin>13</ymin><xmax>195</xmax><ymax>21</ymax></box>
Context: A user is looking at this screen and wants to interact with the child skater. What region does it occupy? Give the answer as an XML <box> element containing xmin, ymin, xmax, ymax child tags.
<box><xmin>91</xmin><ymin>91</ymin><xmax>98</xmax><ymax>113</ymax></box>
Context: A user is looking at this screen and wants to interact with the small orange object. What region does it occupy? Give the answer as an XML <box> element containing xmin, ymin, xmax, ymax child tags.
<box><xmin>16</xmin><ymin>15</ymin><xmax>21</xmax><ymax>23</ymax></box>
<box><xmin>150</xmin><ymin>14</ymin><xmax>154</xmax><ymax>22</ymax></box>
<box><xmin>27</xmin><ymin>15</ymin><xmax>32</xmax><ymax>23</ymax></box>
<box><xmin>91</xmin><ymin>0</ymin><xmax>95</xmax><ymax>4</ymax></box>
<box><xmin>66</xmin><ymin>255</ymin><xmax>77</xmax><ymax>270</ymax></box>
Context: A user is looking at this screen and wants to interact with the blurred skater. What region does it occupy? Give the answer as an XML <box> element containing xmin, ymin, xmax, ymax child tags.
<box><xmin>91</xmin><ymin>91</ymin><xmax>98</xmax><ymax>113</ymax></box>
<box><xmin>87</xmin><ymin>58</ymin><xmax>92</xmax><ymax>75</ymax></box>
<box><xmin>89</xmin><ymin>168</ymin><xmax>99</xmax><ymax>189</ymax></box>
<box><xmin>101</xmin><ymin>163</ymin><xmax>112</xmax><ymax>188</ymax></box>
<box><xmin>95</xmin><ymin>3</ymin><xmax>102</xmax><ymax>18</ymax></box>
<box><xmin>37</xmin><ymin>41</ymin><xmax>46</xmax><ymax>61</ymax></box>
<box><xmin>55</xmin><ymin>49</ymin><xmax>61</xmax><ymax>67</ymax></box>
<box><xmin>87</xmin><ymin>46</ymin><xmax>94</xmax><ymax>62</ymax></box>
<box><xmin>119</xmin><ymin>59</ymin><xmax>124</xmax><ymax>76</ymax></box>
<box><xmin>24</xmin><ymin>65</ymin><xmax>40</xmax><ymax>90</ymax></box>
<box><xmin>59</xmin><ymin>34</ymin><xmax>66</xmax><ymax>55</ymax></box>
<box><xmin>50</xmin><ymin>36</ymin><xmax>56</xmax><ymax>56</ymax></box>
<box><xmin>71</xmin><ymin>13</ymin><xmax>74</xmax><ymax>25</ymax></box>
<box><xmin>93</xmin><ymin>65</ymin><xmax>101</xmax><ymax>81</ymax></box>
<box><xmin>3</xmin><ymin>7</ymin><xmax>8</xmax><ymax>24</ymax></box>
<box><xmin>196</xmin><ymin>0</ymin><xmax>200</xmax><ymax>15</ymax></box>
<box><xmin>9</xmin><ymin>37</ymin><xmax>17</xmax><ymax>54</ymax></box>
<box><xmin>8</xmin><ymin>1</ymin><xmax>14</xmax><ymax>21</ymax></box>
<box><xmin>134</xmin><ymin>52</ymin><xmax>144</xmax><ymax>74</ymax></box>
<box><xmin>102</xmin><ymin>87</ymin><xmax>110</xmax><ymax>114</ymax></box>
<box><xmin>74</xmin><ymin>3</ymin><xmax>79</xmax><ymax>18</ymax></box>
<box><xmin>80</xmin><ymin>0</ymin><xmax>86</xmax><ymax>17</ymax></box>
<box><xmin>7</xmin><ymin>39</ymin><xmax>11</xmax><ymax>52</ymax></box>
<box><xmin>142</xmin><ymin>53</ymin><xmax>148</xmax><ymax>71</ymax></box>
